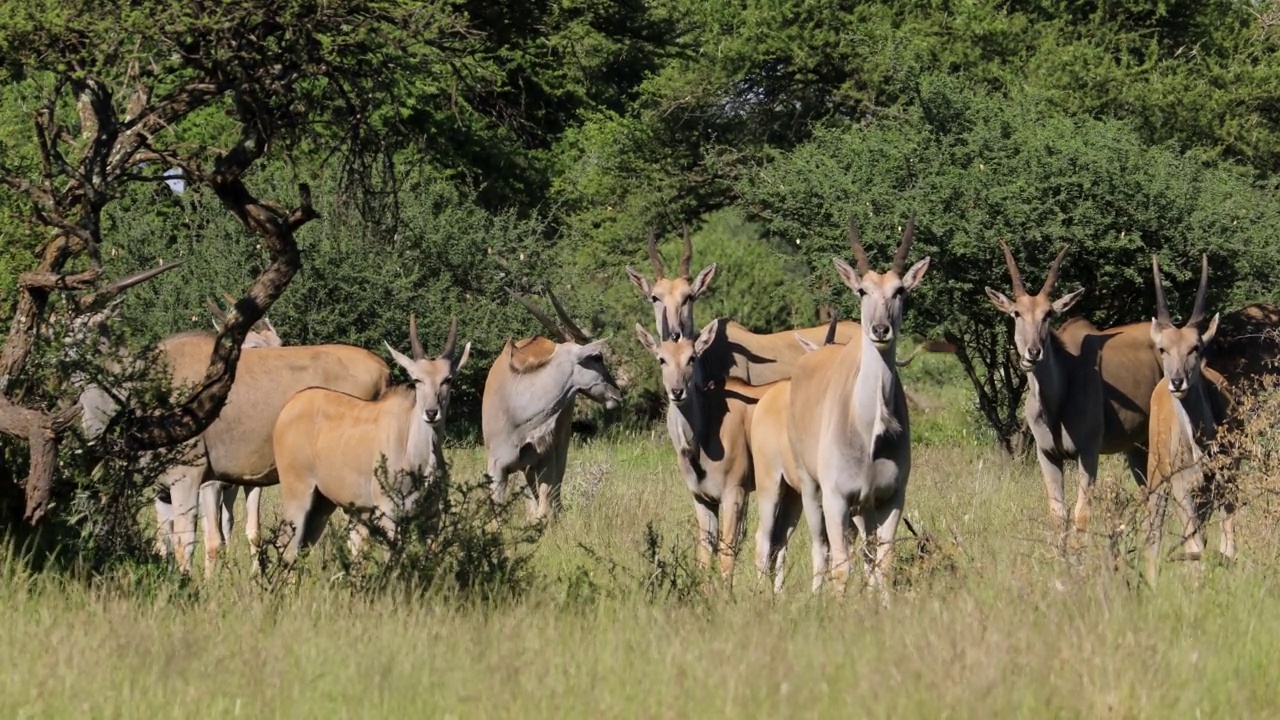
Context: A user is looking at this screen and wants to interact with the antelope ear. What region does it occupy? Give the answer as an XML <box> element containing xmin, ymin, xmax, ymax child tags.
<box><xmin>833</xmin><ymin>257</ymin><xmax>862</xmax><ymax>293</ymax></box>
<box><xmin>690</xmin><ymin>263</ymin><xmax>718</xmax><ymax>298</ymax></box>
<box><xmin>385</xmin><ymin>342</ymin><xmax>416</xmax><ymax>374</ymax></box>
<box><xmin>454</xmin><ymin>342</ymin><xmax>472</xmax><ymax>372</ymax></box>
<box><xmin>1052</xmin><ymin>288</ymin><xmax>1086</xmax><ymax>314</ymax></box>
<box><xmin>1202</xmin><ymin>313</ymin><xmax>1220</xmax><ymax>346</ymax></box>
<box><xmin>694</xmin><ymin>319</ymin><xmax>719</xmax><ymax>356</ymax></box>
<box><xmin>635</xmin><ymin>323</ymin><xmax>659</xmax><ymax>355</ymax></box>
<box><xmin>795</xmin><ymin>333</ymin><xmax>819</xmax><ymax>353</ymax></box>
<box><xmin>625</xmin><ymin>267</ymin><xmax>651</xmax><ymax>296</ymax></box>
<box><xmin>902</xmin><ymin>257</ymin><xmax>931</xmax><ymax>291</ymax></box>
<box><xmin>984</xmin><ymin>287</ymin><xmax>1015</xmax><ymax>314</ymax></box>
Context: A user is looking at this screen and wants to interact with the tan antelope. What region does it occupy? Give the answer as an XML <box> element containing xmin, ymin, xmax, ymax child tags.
<box><xmin>626</xmin><ymin>228</ymin><xmax>718</xmax><ymax>340</ymax></box>
<box><xmin>636</xmin><ymin>317</ymin><xmax>775</xmax><ymax>581</ymax></box>
<box><xmin>749</xmin><ymin>315</ymin><xmax>844</xmax><ymax>593</ymax></box>
<box><xmin>84</xmin><ymin>294</ymin><xmax>288</xmax><ymax>562</ymax></box>
<box><xmin>789</xmin><ymin>216</ymin><xmax>930</xmax><ymax>595</ymax></box>
<box><xmin>985</xmin><ymin>241</ymin><xmax>1164</xmax><ymax>535</ymax></box>
<box><xmin>155</xmin><ymin>332</ymin><xmax>390</xmax><ymax>574</ymax></box>
<box><xmin>275</xmin><ymin>317</ymin><xmax>470</xmax><ymax>563</ymax></box>
<box><xmin>625</xmin><ymin>228</ymin><xmax>860</xmax><ymax>382</ymax></box>
<box><xmin>483</xmin><ymin>291</ymin><xmax>622</xmax><ymax>520</ymax></box>
<box><xmin>155</xmin><ymin>296</ymin><xmax>285</xmax><ymax>563</ymax></box>
<box><xmin>1143</xmin><ymin>255</ymin><xmax>1235</xmax><ymax>583</ymax></box>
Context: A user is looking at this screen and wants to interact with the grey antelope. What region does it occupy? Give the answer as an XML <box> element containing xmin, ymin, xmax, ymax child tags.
<box><xmin>789</xmin><ymin>216</ymin><xmax>930</xmax><ymax>594</ymax></box>
<box><xmin>625</xmin><ymin>228</ymin><xmax>860</xmax><ymax>382</ymax></box>
<box><xmin>72</xmin><ymin>261</ymin><xmax>188</xmax><ymax>440</ymax></box>
<box><xmin>275</xmin><ymin>317</ymin><xmax>470</xmax><ymax>564</ymax></box>
<box><xmin>153</xmin><ymin>296</ymin><xmax>284</xmax><ymax>563</ymax></box>
<box><xmin>1143</xmin><ymin>255</ymin><xmax>1235</xmax><ymax>583</ymax></box>
<box><xmin>636</xmin><ymin>318</ymin><xmax>775</xmax><ymax>580</ymax></box>
<box><xmin>483</xmin><ymin>291</ymin><xmax>622</xmax><ymax>520</ymax></box>
<box><xmin>985</xmin><ymin>241</ymin><xmax>1163</xmax><ymax>534</ymax></box>
<box><xmin>155</xmin><ymin>331</ymin><xmax>390</xmax><ymax>574</ymax></box>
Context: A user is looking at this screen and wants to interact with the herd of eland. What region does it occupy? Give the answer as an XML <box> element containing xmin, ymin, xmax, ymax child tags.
<box><xmin>73</xmin><ymin>213</ymin><xmax>1275</xmax><ymax>592</ymax></box>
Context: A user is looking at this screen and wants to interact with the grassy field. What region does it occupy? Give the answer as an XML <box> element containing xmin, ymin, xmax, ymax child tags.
<box><xmin>2</xmin><ymin>353</ymin><xmax>1277</xmax><ymax>718</ymax></box>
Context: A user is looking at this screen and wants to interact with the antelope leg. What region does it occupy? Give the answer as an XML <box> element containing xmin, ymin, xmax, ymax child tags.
<box><xmin>1142</xmin><ymin>483</ymin><xmax>1170</xmax><ymax>585</ymax></box>
<box><xmin>167</xmin><ymin>464</ymin><xmax>204</xmax><ymax>575</ymax></box>
<box><xmin>199</xmin><ymin>480</ymin><xmax>228</xmax><ymax>576</ymax></box>
<box><xmin>798</xmin><ymin>477</ymin><xmax>829</xmax><ymax>593</ymax></box>
<box><xmin>692</xmin><ymin>498</ymin><xmax>719</xmax><ymax>569</ymax></box>
<box><xmin>770</xmin><ymin>486</ymin><xmax>804</xmax><ymax>594</ymax></box>
<box><xmin>1034</xmin><ymin>451</ymin><xmax>1069</xmax><ymax>535</ymax></box>
<box><xmin>717</xmin><ymin>484</ymin><xmax>747</xmax><ymax>583</ymax></box>
<box><xmin>1072</xmin><ymin>451</ymin><xmax>1100</xmax><ymax>533</ymax></box>
<box><xmin>821</xmin><ymin>486</ymin><xmax>853</xmax><ymax>595</ymax></box>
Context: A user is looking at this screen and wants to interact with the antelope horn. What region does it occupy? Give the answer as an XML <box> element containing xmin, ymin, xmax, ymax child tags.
<box><xmin>848</xmin><ymin>215</ymin><xmax>871</xmax><ymax>274</ymax></box>
<box><xmin>224</xmin><ymin>292</ymin><xmax>268</xmax><ymax>333</ymax></box>
<box><xmin>647</xmin><ymin>230</ymin><xmax>664</xmax><ymax>279</ymax></box>
<box><xmin>408</xmin><ymin>314</ymin><xmax>425</xmax><ymax>360</ymax></box>
<box><xmin>546</xmin><ymin>288</ymin><xmax>593</xmax><ymax>344</ymax></box>
<box><xmin>824</xmin><ymin>310</ymin><xmax>840</xmax><ymax>346</ymax></box>
<box><xmin>998</xmin><ymin>240</ymin><xmax>1027</xmax><ymax>297</ymax></box>
<box><xmin>1040</xmin><ymin>244</ymin><xmax>1070</xmax><ymax>296</ymax></box>
<box><xmin>892</xmin><ymin>214</ymin><xmax>916</xmax><ymax>275</ymax></box>
<box><xmin>89</xmin><ymin>260</ymin><xmax>185</xmax><ymax>304</ymax></box>
<box><xmin>440</xmin><ymin>316</ymin><xmax>459</xmax><ymax>360</ymax></box>
<box><xmin>1188</xmin><ymin>253</ymin><xmax>1210</xmax><ymax>326</ymax></box>
<box><xmin>511</xmin><ymin>291</ymin><xmax>569</xmax><ymax>343</ymax></box>
<box><xmin>1151</xmin><ymin>256</ymin><xmax>1172</xmax><ymax>326</ymax></box>
<box><xmin>679</xmin><ymin>224</ymin><xmax>693</xmax><ymax>278</ymax></box>
<box><xmin>205</xmin><ymin>298</ymin><xmax>227</xmax><ymax>326</ymax></box>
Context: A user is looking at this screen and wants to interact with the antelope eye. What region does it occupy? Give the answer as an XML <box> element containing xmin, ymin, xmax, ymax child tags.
<box><xmin>442</xmin><ymin>376</ymin><xmax>453</xmax><ymax>385</ymax></box>
<box><xmin>650</xmin><ymin>295</ymin><xmax>659</xmax><ymax>303</ymax></box>
<box><xmin>1012</xmin><ymin>311</ymin><xmax>1021</xmax><ymax>319</ymax></box>
<box><xmin>893</xmin><ymin>286</ymin><xmax>905</xmax><ymax>298</ymax></box>
<box><xmin>658</xmin><ymin>357</ymin><xmax>667</xmax><ymax>366</ymax></box>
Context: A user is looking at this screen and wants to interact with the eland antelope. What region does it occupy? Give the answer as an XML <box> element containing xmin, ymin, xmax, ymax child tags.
<box><xmin>156</xmin><ymin>297</ymin><xmax>285</xmax><ymax>564</ymax></box>
<box><xmin>1143</xmin><ymin>255</ymin><xmax>1235</xmax><ymax>583</ymax></box>
<box><xmin>625</xmin><ymin>228</ymin><xmax>860</xmax><ymax>381</ymax></box>
<box><xmin>985</xmin><ymin>241</ymin><xmax>1163</xmax><ymax>535</ymax></box>
<box><xmin>156</xmin><ymin>332</ymin><xmax>390</xmax><ymax>574</ymax></box>
<box><xmin>275</xmin><ymin>316</ymin><xmax>470</xmax><ymax>563</ymax></box>
<box><xmin>789</xmin><ymin>216</ymin><xmax>930</xmax><ymax>595</ymax></box>
<box><xmin>750</xmin><ymin>314</ymin><xmax>843</xmax><ymax>593</ymax></box>
<box><xmin>636</xmin><ymin>318</ymin><xmax>776</xmax><ymax>581</ymax></box>
<box><xmin>483</xmin><ymin>291</ymin><xmax>622</xmax><ymax>520</ymax></box>
<box><xmin>626</xmin><ymin>227</ymin><xmax>718</xmax><ymax>341</ymax></box>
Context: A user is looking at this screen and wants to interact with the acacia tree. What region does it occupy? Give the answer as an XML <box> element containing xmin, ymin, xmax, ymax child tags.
<box><xmin>0</xmin><ymin>0</ymin><xmax>484</xmax><ymax>523</ymax></box>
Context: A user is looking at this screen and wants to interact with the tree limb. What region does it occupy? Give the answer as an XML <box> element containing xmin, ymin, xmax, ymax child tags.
<box><xmin>109</xmin><ymin>183</ymin><xmax>316</xmax><ymax>452</ymax></box>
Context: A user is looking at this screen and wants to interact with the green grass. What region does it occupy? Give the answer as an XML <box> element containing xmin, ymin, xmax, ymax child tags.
<box><xmin>1</xmin><ymin>363</ymin><xmax>1277</xmax><ymax>718</ymax></box>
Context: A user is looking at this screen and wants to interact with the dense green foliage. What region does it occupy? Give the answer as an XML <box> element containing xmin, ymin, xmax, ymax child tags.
<box><xmin>735</xmin><ymin>75</ymin><xmax>1280</xmax><ymax>438</ymax></box>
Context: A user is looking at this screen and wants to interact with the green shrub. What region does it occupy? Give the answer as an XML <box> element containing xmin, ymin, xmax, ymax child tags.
<box><xmin>734</xmin><ymin>74</ymin><xmax>1280</xmax><ymax>447</ymax></box>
